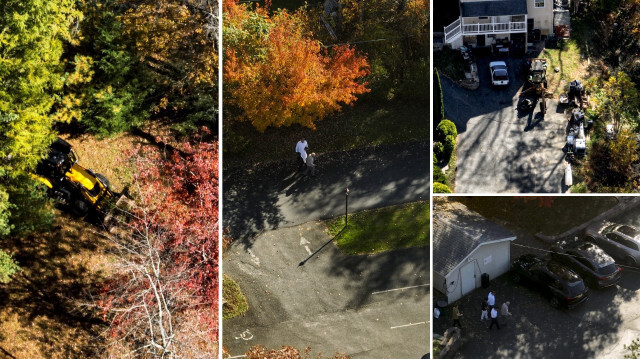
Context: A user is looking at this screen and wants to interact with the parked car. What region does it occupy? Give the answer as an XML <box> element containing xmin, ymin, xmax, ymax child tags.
<box><xmin>550</xmin><ymin>237</ymin><xmax>622</xmax><ymax>289</ymax></box>
<box><xmin>585</xmin><ymin>222</ymin><xmax>640</xmax><ymax>267</ymax></box>
<box><xmin>511</xmin><ymin>254</ymin><xmax>590</xmax><ymax>308</ymax></box>
<box><xmin>489</xmin><ymin>61</ymin><xmax>509</xmax><ymax>87</ymax></box>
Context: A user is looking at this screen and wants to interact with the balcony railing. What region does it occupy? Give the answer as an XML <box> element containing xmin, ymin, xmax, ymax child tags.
<box><xmin>444</xmin><ymin>19</ymin><xmax>527</xmax><ymax>43</ymax></box>
<box><xmin>444</xmin><ymin>18</ymin><xmax>461</xmax><ymax>41</ymax></box>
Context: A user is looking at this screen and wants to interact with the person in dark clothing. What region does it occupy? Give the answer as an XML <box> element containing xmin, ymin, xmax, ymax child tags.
<box><xmin>452</xmin><ymin>304</ymin><xmax>463</xmax><ymax>329</ymax></box>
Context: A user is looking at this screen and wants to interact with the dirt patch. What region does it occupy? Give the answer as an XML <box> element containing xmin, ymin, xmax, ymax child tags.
<box><xmin>61</xmin><ymin>133</ymin><xmax>142</xmax><ymax>193</ymax></box>
<box><xmin>0</xmin><ymin>215</ymin><xmax>115</xmax><ymax>359</ymax></box>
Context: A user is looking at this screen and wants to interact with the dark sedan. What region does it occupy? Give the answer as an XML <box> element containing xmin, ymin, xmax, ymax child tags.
<box><xmin>550</xmin><ymin>238</ymin><xmax>622</xmax><ymax>289</ymax></box>
<box><xmin>511</xmin><ymin>254</ymin><xmax>590</xmax><ymax>309</ymax></box>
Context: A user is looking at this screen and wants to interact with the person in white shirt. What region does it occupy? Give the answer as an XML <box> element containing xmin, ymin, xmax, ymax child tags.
<box><xmin>295</xmin><ymin>138</ymin><xmax>308</xmax><ymax>170</ymax></box>
<box><xmin>489</xmin><ymin>307</ymin><xmax>500</xmax><ymax>330</ymax></box>
<box><xmin>488</xmin><ymin>291</ymin><xmax>496</xmax><ymax>310</ymax></box>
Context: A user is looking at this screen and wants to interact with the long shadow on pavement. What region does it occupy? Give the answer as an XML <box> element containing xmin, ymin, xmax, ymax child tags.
<box><xmin>223</xmin><ymin>141</ymin><xmax>429</xmax><ymax>246</ymax></box>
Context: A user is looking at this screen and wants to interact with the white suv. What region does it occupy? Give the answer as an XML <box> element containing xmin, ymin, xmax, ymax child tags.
<box><xmin>489</xmin><ymin>61</ymin><xmax>509</xmax><ymax>87</ymax></box>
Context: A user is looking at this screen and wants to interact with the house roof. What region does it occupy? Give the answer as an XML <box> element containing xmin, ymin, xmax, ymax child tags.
<box><xmin>433</xmin><ymin>201</ymin><xmax>516</xmax><ymax>276</ymax></box>
<box><xmin>461</xmin><ymin>0</ymin><xmax>528</xmax><ymax>17</ymax></box>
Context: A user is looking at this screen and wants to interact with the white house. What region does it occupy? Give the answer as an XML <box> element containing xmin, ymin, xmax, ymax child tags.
<box><xmin>433</xmin><ymin>202</ymin><xmax>517</xmax><ymax>304</ymax></box>
<box><xmin>443</xmin><ymin>0</ymin><xmax>556</xmax><ymax>49</ymax></box>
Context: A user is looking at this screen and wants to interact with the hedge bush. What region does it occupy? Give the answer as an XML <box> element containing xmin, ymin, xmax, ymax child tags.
<box><xmin>433</xmin><ymin>165</ymin><xmax>446</xmax><ymax>184</ymax></box>
<box><xmin>436</xmin><ymin>119</ymin><xmax>457</xmax><ymax>141</ymax></box>
<box><xmin>433</xmin><ymin>182</ymin><xmax>452</xmax><ymax>193</ymax></box>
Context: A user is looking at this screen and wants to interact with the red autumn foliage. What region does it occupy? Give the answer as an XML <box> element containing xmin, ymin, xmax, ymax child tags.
<box><xmin>516</xmin><ymin>197</ymin><xmax>555</xmax><ymax>208</ymax></box>
<box><xmin>99</xmin><ymin>130</ymin><xmax>219</xmax><ymax>353</ymax></box>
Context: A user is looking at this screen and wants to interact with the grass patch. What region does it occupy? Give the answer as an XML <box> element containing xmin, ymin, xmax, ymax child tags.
<box><xmin>224</xmin><ymin>100</ymin><xmax>428</xmax><ymax>167</ymax></box>
<box><xmin>434</xmin><ymin>47</ymin><xmax>466</xmax><ymax>82</ymax></box>
<box><xmin>457</xmin><ymin>196</ymin><xmax>619</xmax><ymax>236</ymax></box>
<box><xmin>444</xmin><ymin>142</ymin><xmax>458</xmax><ymax>192</ymax></box>
<box><xmin>433</xmin><ymin>339</ymin><xmax>443</xmax><ymax>358</ymax></box>
<box><xmin>62</xmin><ymin>133</ymin><xmax>142</xmax><ymax>193</ymax></box>
<box><xmin>325</xmin><ymin>201</ymin><xmax>429</xmax><ymax>255</ymax></box>
<box><xmin>540</xmin><ymin>39</ymin><xmax>588</xmax><ymax>96</ymax></box>
<box><xmin>223</xmin><ymin>275</ymin><xmax>248</xmax><ymax>320</ymax></box>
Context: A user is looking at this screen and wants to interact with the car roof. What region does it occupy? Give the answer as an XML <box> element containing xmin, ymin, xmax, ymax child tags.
<box><xmin>601</xmin><ymin>223</ymin><xmax>640</xmax><ymax>244</ymax></box>
<box><xmin>546</xmin><ymin>262</ymin><xmax>581</xmax><ymax>282</ymax></box>
<box><xmin>566</xmin><ymin>242</ymin><xmax>614</xmax><ymax>267</ymax></box>
<box><xmin>490</xmin><ymin>61</ymin><xmax>507</xmax><ymax>67</ymax></box>
<box><xmin>615</xmin><ymin>224</ymin><xmax>640</xmax><ymax>238</ymax></box>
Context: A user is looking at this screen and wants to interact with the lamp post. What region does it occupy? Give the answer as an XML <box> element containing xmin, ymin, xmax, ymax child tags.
<box><xmin>345</xmin><ymin>188</ymin><xmax>349</xmax><ymax>227</ymax></box>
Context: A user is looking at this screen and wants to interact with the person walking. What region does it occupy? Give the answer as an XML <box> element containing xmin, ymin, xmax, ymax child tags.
<box><xmin>481</xmin><ymin>297</ymin><xmax>489</xmax><ymax>321</ymax></box>
<box><xmin>304</xmin><ymin>152</ymin><xmax>316</xmax><ymax>177</ymax></box>
<box><xmin>489</xmin><ymin>307</ymin><xmax>500</xmax><ymax>330</ymax></box>
<box><xmin>488</xmin><ymin>291</ymin><xmax>496</xmax><ymax>311</ymax></box>
<box><xmin>501</xmin><ymin>301</ymin><xmax>512</xmax><ymax>326</ymax></box>
<box><xmin>295</xmin><ymin>138</ymin><xmax>308</xmax><ymax>170</ymax></box>
<box><xmin>501</xmin><ymin>301</ymin><xmax>512</xmax><ymax>317</ymax></box>
<box><xmin>452</xmin><ymin>304</ymin><xmax>463</xmax><ymax>329</ymax></box>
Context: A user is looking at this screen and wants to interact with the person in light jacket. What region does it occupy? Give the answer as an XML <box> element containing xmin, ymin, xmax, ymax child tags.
<box><xmin>304</xmin><ymin>152</ymin><xmax>316</xmax><ymax>177</ymax></box>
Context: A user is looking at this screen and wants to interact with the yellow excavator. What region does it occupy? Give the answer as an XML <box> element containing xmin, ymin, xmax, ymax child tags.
<box><xmin>33</xmin><ymin>138</ymin><xmax>116</xmax><ymax>217</ymax></box>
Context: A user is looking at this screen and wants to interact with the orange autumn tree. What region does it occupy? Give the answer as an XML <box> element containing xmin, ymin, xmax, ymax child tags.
<box><xmin>224</xmin><ymin>0</ymin><xmax>370</xmax><ymax>132</ymax></box>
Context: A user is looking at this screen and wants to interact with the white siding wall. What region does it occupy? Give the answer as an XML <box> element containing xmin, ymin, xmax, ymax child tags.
<box><xmin>527</xmin><ymin>0</ymin><xmax>554</xmax><ymax>34</ymax></box>
<box><xmin>444</xmin><ymin>240</ymin><xmax>513</xmax><ymax>304</ymax></box>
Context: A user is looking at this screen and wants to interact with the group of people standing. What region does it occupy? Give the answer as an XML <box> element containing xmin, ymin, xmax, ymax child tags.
<box><xmin>295</xmin><ymin>138</ymin><xmax>316</xmax><ymax>177</ymax></box>
<box><xmin>451</xmin><ymin>291</ymin><xmax>512</xmax><ymax>331</ymax></box>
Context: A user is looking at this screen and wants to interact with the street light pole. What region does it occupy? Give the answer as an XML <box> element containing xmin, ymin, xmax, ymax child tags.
<box><xmin>345</xmin><ymin>188</ymin><xmax>349</xmax><ymax>227</ymax></box>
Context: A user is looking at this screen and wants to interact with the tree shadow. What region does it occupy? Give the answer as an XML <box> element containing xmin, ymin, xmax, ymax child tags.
<box><xmin>325</xmin><ymin>245</ymin><xmax>429</xmax><ymax>310</ymax></box>
<box><xmin>0</xmin><ymin>216</ymin><xmax>108</xmax><ymax>358</ymax></box>
<box><xmin>433</xmin><ymin>271</ymin><xmax>624</xmax><ymax>359</ymax></box>
<box><xmin>223</xmin><ymin>140</ymin><xmax>429</xmax><ymax>247</ymax></box>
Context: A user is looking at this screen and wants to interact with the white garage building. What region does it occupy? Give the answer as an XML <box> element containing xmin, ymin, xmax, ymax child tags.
<box><xmin>433</xmin><ymin>202</ymin><xmax>517</xmax><ymax>304</ymax></box>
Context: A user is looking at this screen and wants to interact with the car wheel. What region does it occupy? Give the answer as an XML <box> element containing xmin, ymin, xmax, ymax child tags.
<box><xmin>72</xmin><ymin>199</ymin><xmax>90</xmax><ymax>217</ymax></box>
<box><xmin>511</xmin><ymin>272</ymin><xmax>521</xmax><ymax>284</ymax></box>
<box><xmin>625</xmin><ymin>256</ymin><xmax>637</xmax><ymax>268</ymax></box>
<box><xmin>550</xmin><ymin>296</ymin><xmax>560</xmax><ymax>309</ymax></box>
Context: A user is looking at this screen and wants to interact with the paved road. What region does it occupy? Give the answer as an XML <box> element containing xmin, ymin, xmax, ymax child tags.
<box><xmin>442</xmin><ymin>56</ymin><xmax>568</xmax><ymax>193</ymax></box>
<box><xmin>223</xmin><ymin>140</ymin><xmax>429</xmax><ymax>241</ymax></box>
<box><xmin>223</xmin><ymin>222</ymin><xmax>429</xmax><ymax>358</ymax></box>
<box><xmin>434</xmin><ymin>198</ymin><xmax>640</xmax><ymax>358</ymax></box>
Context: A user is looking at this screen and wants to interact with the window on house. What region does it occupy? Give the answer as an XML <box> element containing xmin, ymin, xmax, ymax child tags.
<box><xmin>535</xmin><ymin>0</ymin><xmax>544</xmax><ymax>7</ymax></box>
<box><xmin>479</xmin><ymin>17</ymin><xmax>488</xmax><ymax>19</ymax></box>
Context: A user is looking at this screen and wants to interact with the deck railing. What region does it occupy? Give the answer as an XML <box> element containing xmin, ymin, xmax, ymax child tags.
<box><xmin>444</xmin><ymin>19</ymin><xmax>527</xmax><ymax>43</ymax></box>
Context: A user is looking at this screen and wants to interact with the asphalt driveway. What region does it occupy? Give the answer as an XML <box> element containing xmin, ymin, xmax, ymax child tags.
<box><xmin>223</xmin><ymin>222</ymin><xmax>429</xmax><ymax>358</ymax></box>
<box><xmin>442</xmin><ymin>56</ymin><xmax>569</xmax><ymax>193</ymax></box>
<box><xmin>434</xmin><ymin>201</ymin><xmax>640</xmax><ymax>358</ymax></box>
<box><xmin>223</xmin><ymin>141</ymin><xmax>429</xmax><ymax>241</ymax></box>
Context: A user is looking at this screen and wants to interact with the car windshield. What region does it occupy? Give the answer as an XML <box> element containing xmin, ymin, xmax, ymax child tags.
<box><xmin>597</xmin><ymin>262</ymin><xmax>618</xmax><ymax>275</ymax></box>
<box><xmin>603</xmin><ymin>224</ymin><xmax>618</xmax><ymax>234</ymax></box>
<box><xmin>530</xmin><ymin>72</ymin><xmax>545</xmax><ymax>83</ymax></box>
<box><xmin>493</xmin><ymin>70</ymin><xmax>508</xmax><ymax>80</ymax></box>
<box><xmin>566</xmin><ymin>280</ymin><xmax>586</xmax><ymax>297</ymax></box>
